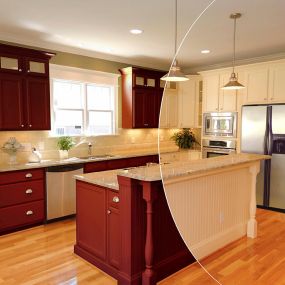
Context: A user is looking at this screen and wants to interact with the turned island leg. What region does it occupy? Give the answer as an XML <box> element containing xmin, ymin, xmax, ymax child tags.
<box><xmin>142</xmin><ymin>182</ymin><xmax>158</xmax><ymax>285</ymax></box>
<box><xmin>247</xmin><ymin>162</ymin><xmax>260</xmax><ymax>238</ymax></box>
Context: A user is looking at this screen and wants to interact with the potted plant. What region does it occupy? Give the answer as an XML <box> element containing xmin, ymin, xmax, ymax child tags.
<box><xmin>171</xmin><ymin>128</ymin><xmax>199</xmax><ymax>149</ymax></box>
<box><xmin>57</xmin><ymin>136</ymin><xmax>75</xmax><ymax>160</ymax></box>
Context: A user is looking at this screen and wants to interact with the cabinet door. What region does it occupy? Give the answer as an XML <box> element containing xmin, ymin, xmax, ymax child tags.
<box><xmin>159</xmin><ymin>89</ymin><xmax>178</xmax><ymax>128</ymax></box>
<box><xmin>0</xmin><ymin>55</ymin><xmax>22</xmax><ymax>74</ymax></box>
<box><xmin>26</xmin><ymin>77</ymin><xmax>51</xmax><ymax>130</ymax></box>
<box><xmin>159</xmin><ymin>89</ymin><xmax>168</xmax><ymax>128</ymax></box>
<box><xmin>76</xmin><ymin>182</ymin><xmax>107</xmax><ymax>260</ymax></box>
<box><xmin>133</xmin><ymin>89</ymin><xmax>156</xmax><ymax>128</ymax></box>
<box><xmin>26</xmin><ymin>58</ymin><xmax>48</xmax><ymax>77</ymax></box>
<box><xmin>219</xmin><ymin>73</ymin><xmax>237</xmax><ymax>111</ymax></box>
<box><xmin>203</xmin><ymin>74</ymin><xmax>220</xmax><ymax>112</ymax></box>
<box><xmin>243</xmin><ymin>68</ymin><xmax>269</xmax><ymax>104</ymax></box>
<box><xmin>0</xmin><ymin>74</ymin><xmax>24</xmax><ymax>130</ymax></box>
<box><xmin>107</xmin><ymin>205</ymin><xmax>120</xmax><ymax>268</ymax></box>
<box><xmin>269</xmin><ymin>63</ymin><xmax>285</xmax><ymax>103</ymax></box>
<box><xmin>178</xmin><ymin>79</ymin><xmax>196</xmax><ymax>128</ymax></box>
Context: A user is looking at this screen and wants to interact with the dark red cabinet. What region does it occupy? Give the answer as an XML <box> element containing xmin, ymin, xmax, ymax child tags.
<box><xmin>0</xmin><ymin>44</ymin><xmax>55</xmax><ymax>131</ymax></box>
<box><xmin>75</xmin><ymin>181</ymin><xmax>120</xmax><ymax>270</ymax></box>
<box><xmin>0</xmin><ymin>168</ymin><xmax>45</xmax><ymax>234</ymax></box>
<box><xmin>26</xmin><ymin>77</ymin><xmax>50</xmax><ymax>130</ymax></box>
<box><xmin>0</xmin><ymin>74</ymin><xmax>24</xmax><ymax>129</ymax></box>
<box><xmin>119</xmin><ymin>67</ymin><xmax>165</xmax><ymax>129</ymax></box>
<box><xmin>76</xmin><ymin>181</ymin><xmax>107</xmax><ymax>260</ymax></box>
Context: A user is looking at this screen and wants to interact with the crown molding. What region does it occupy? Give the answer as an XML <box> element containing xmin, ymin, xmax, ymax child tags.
<box><xmin>184</xmin><ymin>52</ymin><xmax>285</xmax><ymax>74</ymax></box>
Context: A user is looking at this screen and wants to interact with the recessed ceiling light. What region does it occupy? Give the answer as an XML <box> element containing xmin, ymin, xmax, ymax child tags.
<box><xmin>201</xmin><ymin>49</ymin><xmax>210</xmax><ymax>54</ymax></box>
<box><xmin>129</xmin><ymin>29</ymin><xmax>143</xmax><ymax>35</ymax></box>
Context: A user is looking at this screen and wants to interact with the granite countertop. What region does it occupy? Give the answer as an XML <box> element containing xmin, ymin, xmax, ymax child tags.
<box><xmin>74</xmin><ymin>153</ymin><xmax>270</xmax><ymax>189</ymax></box>
<box><xmin>0</xmin><ymin>147</ymin><xmax>201</xmax><ymax>173</ymax></box>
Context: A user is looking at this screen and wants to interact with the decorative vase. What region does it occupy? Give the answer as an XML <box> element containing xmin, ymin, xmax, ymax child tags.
<box><xmin>59</xmin><ymin>150</ymin><xmax>69</xmax><ymax>160</ymax></box>
<box><xmin>8</xmin><ymin>152</ymin><xmax>17</xmax><ymax>165</ymax></box>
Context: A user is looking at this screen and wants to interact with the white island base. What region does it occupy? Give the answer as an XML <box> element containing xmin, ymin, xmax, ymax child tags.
<box><xmin>162</xmin><ymin>154</ymin><xmax>269</xmax><ymax>260</ymax></box>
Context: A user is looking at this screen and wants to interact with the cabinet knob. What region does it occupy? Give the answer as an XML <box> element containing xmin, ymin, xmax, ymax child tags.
<box><xmin>144</xmin><ymin>123</ymin><xmax>148</xmax><ymax>126</ymax></box>
<box><xmin>107</xmin><ymin>210</ymin><xmax>111</xmax><ymax>215</ymax></box>
<box><xmin>26</xmin><ymin>210</ymin><xmax>34</xmax><ymax>216</ymax></box>
<box><xmin>18</xmin><ymin>68</ymin><xmax>22</xmax><ymax>72</ymax></box>
<box><xmin>27</xmin><ymin>70</ymin><xmax>30</xmax><ymax>73</ymax></box>
<box><xmin>270</xmin><ymin>98</ymin><xmax>274</xmax><ymax>100</ymax></box>
<box><xmin>29</xmin><ymin>124</ymin><xmax>32</xmax><ymax>127</ymax></box>
<box><xmin>112</xmin><ymin>196</ymin><xmax>120</xmax><ymax>203</ymax></box>
<box><xmin>25</xmin><ymin>173</ymin><xmax>33</xmax><ymax>178</ymax></box>
<box><xmin>264</xmin><ymin>98</ymin><xmax>267</xmax><ymax>101</ymax></box>
<box><xmin>20</xmin><ymin>124</ymin><xmax>24</xmax><ymax>128</ymax></box>
<box><xmin>25</xmin><ymin>189</ymin><xmax>33</xmax><ymax>194</ymax></box>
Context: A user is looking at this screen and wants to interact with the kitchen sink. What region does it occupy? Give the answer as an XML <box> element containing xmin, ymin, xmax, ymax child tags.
<box><xmin>79</xmin><ymin>154</ymin><xmax>115</xmax><ymax>160</ymax></box>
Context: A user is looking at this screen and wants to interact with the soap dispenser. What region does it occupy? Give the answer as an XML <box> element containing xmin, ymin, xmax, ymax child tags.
<box><xmin>28</xmin><ymin>147</ymin><xmax>42</xmax><ymax>163</ymax></box>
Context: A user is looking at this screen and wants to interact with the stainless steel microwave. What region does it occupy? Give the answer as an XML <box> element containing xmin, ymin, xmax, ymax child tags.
<box><xmin>203</xmin><ymin>112</ymin><xmax>237</xmax><ymax>137</ymax></box>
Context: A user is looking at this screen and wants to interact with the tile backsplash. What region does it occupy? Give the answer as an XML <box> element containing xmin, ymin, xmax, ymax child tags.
<box><xmin>0</xmin><ymin>128</ymin><xmax>201</xmax><ymax>164</ymax></box>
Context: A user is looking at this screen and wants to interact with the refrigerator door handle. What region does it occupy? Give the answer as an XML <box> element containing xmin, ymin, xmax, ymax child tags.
<box><xmin>268</xmin><ymin>106</ymin><xmax>273</xmax><ymax>155</ymax></box>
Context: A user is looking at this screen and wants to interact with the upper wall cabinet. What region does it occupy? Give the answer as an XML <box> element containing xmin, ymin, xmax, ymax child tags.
<box><xmin>239</xmin><ymin>61</ymin><xmax>285</xmax><ymax>105</ymax></box>
<box><xmin>177</xmin><ymin>76</ymin><xmax>202</xmax><ymax>128</ymax></box>
<box><xmin>119</xmin><ymin>67</ymin><xmax>165</xmax><ymax>128</ymax></box>
<box><xmin>0</xmin><ymin>44</ymin><xmax>55</xmax><ymax>131</ymax></box>
<box><xmin>202</xmin><ymin>72</ymin><xmax>237</xmax><ymax>113</ymax></box>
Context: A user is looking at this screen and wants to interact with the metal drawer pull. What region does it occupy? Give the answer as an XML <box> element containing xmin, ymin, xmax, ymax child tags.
<box><xmin>25</xmin><ymin>189</ymin><xmax>33</xmax><ymax>194</ymax></box>
<box><xmin>112</xmin><ymin>196</ymin><xmax>120</xmax><ymax>203</ymax></box>
<box><xmin>25</xmin><ymin>173</ymin><xmax>33</xmax><ymax>178</ymax></box>
<box><xmin>107</xmin><ymin>210</ymin><xmax>111</xmax><ymax>214</ymax></box>
<box><xmin>26</xmin><ymin>210</ymin><xmax>34</xmax><ymax>216</ymax></box>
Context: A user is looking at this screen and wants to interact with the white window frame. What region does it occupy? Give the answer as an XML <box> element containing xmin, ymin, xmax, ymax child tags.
<box><xmin>49</xmin><ymin>64</ymin><xmax>119</xmax><ymax>137</ymax></box>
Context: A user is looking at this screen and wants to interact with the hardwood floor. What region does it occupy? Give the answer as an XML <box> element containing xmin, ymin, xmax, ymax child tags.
<box><xmin>0</xmin><ymin>209</ymin><xmax>284</xmax><ymax>285</ymax></box>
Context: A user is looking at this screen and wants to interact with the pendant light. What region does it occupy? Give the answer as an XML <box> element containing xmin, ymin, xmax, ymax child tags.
<box><xmin>161</xmin><ymin>0</ymin><xmax>189</xmax><ymax>82</ymax></box>
<box><xmin>222</xmin><ymin>13</ymin><xmax>245</xmax><ymax>90</ymax></box>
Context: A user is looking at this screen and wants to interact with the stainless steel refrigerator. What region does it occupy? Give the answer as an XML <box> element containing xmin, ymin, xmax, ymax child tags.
<box><xmin>241</xmin><ymin>104</ymin><xmax>285</xmax><ymax>212</ymax></box>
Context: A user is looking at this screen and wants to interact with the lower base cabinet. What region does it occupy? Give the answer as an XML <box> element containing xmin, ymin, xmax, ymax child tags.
<box><xmin>76</xmin><ymin>181</ymin><xmax>120</xmax><ymax>269</ymax></box>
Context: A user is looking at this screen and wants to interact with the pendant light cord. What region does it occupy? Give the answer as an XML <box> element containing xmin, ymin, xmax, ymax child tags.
<box><xmin>232</xmin><ymin>16</ymin><xmax>236</xmax><ymax>73</ymax></box>
<box><xmin>174</xmin><ymin>0</ymin><xmax>177</xmax><ymax>65</ymax></box>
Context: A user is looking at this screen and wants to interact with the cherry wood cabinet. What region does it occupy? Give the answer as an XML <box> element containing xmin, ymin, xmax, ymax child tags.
<box><xmin>75</xmin><ymin>181</ymin><xmax>120</xmax><ymax>270</ymax></box>
<box><xmin>0</xmin><ymin>43</ymin><xmax>55</xmax><ymax>131</ymax></box>
<box><xmin>0</xmin><ymin>168</ymin><xmax>45</xmax><ymax>234</ymax></box>
<box><xmin>119</xmin><ymin>67</ymin><xmax>165</xmax><ymax>128</ymax></box>
<box><xmin>84</xmin><ymin>155</ymin><xmax>159</xmax><ymax>173</ymax></box>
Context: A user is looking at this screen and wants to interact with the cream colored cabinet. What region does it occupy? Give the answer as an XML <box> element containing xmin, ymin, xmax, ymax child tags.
<box><xmin>269</xmin><ymin>63</ymin><xmax>285</xmax><ymax>103</ymax></box>
<box><xmin>203</xmin><ymin>73</ymin><xmax>237</xmax><ymax>112</ymax></box>
<box><xmin>177</xmin><ymin>76</ymin><xmax>202</xmax><ymax>128</ymax></box>
<box><xmin>242</xmin><ymin>67</ymin><xmax>269</xmax><ymax>104</ymax></box>
<box><xmin>159</xmin><ymin>89</ymin><xmax>178</xmax><ymax>128</ymax></box>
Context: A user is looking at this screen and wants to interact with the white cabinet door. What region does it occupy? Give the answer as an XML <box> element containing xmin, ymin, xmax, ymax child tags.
<box><xmin>178</xmin><ymin>79</ymin><xmax>196</xmax><ymax>128</ymax></box>
<box><xmin>219</xmin><ymin>73</ymin><xmax>237</xmax><ymax>112</ymax></box>
<box><xmin>203</xmin><ymin>74</ymin><xmax>220</xmax><ymax>112</ymax></box>
<box><xmin>159</xmin><ymin>89</ymin><xmax>178</xmax><ymax>128</ymax></box>
<box><xmin>243</xmin><ymin>67</ymin><xmax>269</xmax><ymax>104</ymax></box>
<box><xmin>269</xmin><ymin>63</ymin><xmax>285</xmax><ymax>103</ymax></box>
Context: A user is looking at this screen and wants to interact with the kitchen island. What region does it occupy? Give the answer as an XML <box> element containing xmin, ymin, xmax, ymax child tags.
<box><xmin>74</xmin><ymin>153</ymin><xmax>269</xmax><ymax>285</ymax></box>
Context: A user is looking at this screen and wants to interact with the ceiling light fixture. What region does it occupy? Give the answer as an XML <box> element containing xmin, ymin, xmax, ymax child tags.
<box><xmin>201</xmin><ymin>49</ymin><xmax>210</xmax><ymax>54</ymax></box>
<box><xmin>161</xmin><ymin>0</ymin><xmax>189</xmax><ymax>82</ymax></box>
<box><xmin>222</xmin><ymin>13</ymin><xmax>245</xmax><ymax>90</ymax></box>
<box><xmin>129</xmin><ymin>29</ymin><xmax>143</xmax><ymax>35</ymax></box>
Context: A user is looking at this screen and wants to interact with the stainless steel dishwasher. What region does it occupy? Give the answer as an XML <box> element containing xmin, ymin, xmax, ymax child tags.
<box><xmin>46</xmin><ymin>164</ymin><xmax>83</xmax><ymax>221</ymax></box>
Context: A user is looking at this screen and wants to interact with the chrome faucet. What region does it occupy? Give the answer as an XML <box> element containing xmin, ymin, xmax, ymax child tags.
<box><xmin>88</xmin><ymin>142</ymin><xmax>92</xmax><ymax>155</ymax></box>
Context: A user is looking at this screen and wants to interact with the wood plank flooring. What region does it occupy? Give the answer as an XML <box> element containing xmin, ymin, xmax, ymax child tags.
<box><xmin>0</xmin><ymin>209</ymin><xmax>284</xmax><ymax>284</ymax></box>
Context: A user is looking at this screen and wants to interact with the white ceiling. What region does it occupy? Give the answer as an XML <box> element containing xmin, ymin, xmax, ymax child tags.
<box><xmin>0</xmin><ymin>0</ymin><xmax>284</xmax><ymax>71</ymax></box>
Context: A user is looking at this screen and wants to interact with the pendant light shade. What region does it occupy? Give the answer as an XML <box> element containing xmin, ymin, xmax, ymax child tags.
<box><xmin>222</xmin><ymin>13</ymin><xmax>245</xmax><ymax>90</ymax></box>
<box><xmin>161</xmin><ymin>0</ymin><xmax>189</xmax><ymax>82</ymax></box>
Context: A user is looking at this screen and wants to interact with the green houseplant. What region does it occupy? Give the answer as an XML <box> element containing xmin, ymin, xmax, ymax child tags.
<box><xmin>57</xmin><ymin>136</ymin><xmax>75</xmax><ymax>159</ymax></box>
<box><xmin>171</xmin><ymin>128</ymin><xmax>199</xmax><ymax>149</ymax></box>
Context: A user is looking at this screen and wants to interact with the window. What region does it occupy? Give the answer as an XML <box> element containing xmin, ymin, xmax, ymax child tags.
<box><xmin>50</xmin><ymin>65</ymin><xmax>118</xmax><ymax>136</ymax></box>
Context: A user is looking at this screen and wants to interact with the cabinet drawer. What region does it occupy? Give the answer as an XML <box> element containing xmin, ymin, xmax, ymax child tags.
<box><xmin>84</xmin><ymin>161</ymin><xmax>107</xmax><ymax>173</ymax></box>
<box><xmin>0</xmin><ymin>200</ymin><xmax>44</xmax><ymax>231</ymax></box>
<box><xmin>0</xmin><ymin>180</ymin><xmax>44</xmax><ymax>208</ymax></box>
<box><xmin>0</xmin><ymin>168</ymin><xmax>44</xmax><ymax>185</ymax></box>
<box><xmin>108</xmin><ymin>191</ymin><xmax>120</xmax><ymax>209</ymax></box>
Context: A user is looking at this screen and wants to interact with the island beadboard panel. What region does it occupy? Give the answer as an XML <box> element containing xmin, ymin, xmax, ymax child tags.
<box><xmin>163</xmin><ymin>161</ymin><xmax>261</xmax><ymax>260</ymax></box>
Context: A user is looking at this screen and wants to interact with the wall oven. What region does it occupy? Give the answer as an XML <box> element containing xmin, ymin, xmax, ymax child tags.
<box><xmin>203</xmin><ymin>112</ymin><xmax>237</xmax><ymax>137</ymax></box>
<box><xmin>202</xmin><ymin>139</ymin><xmax>236</xmax><ymax>158</ymax></box>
